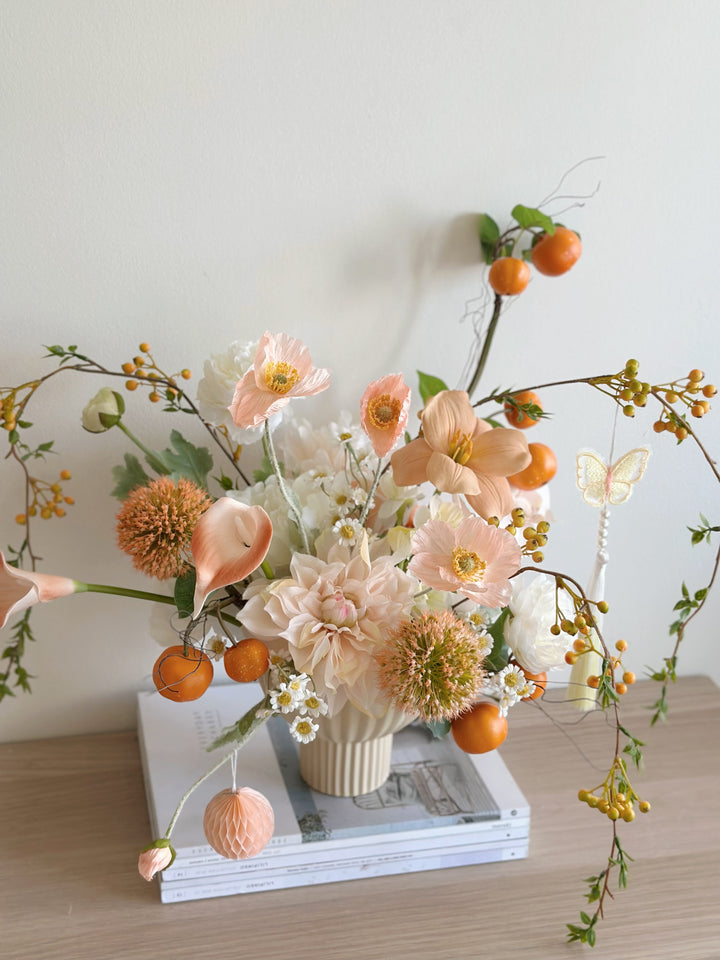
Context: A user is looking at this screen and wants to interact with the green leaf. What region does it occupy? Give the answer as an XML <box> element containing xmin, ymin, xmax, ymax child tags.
<box><xmin>216</xmin><ymin>473</ymin><xmax>235</xmax><ymax>492</ymax></box>
<box><xmin>511</xmin><ymin>204</ymin><xmax>555</xmax><ymax>234</ymax></box>
<box><xmin>426</xmin><ymin>718</ymin><xmax>451</xmax><ymax>739</ymax></box>
<box><xmin>484</xmin><ymin>608</ymin><xmax>511</xmax><ymax>672</ymax></box>
<box><xmin>161</xmin><ymin>430</ymin><xmax>213</xmax><ymax>489</ymax></box>
<box><xmin>417</xmin><ymin>371</ymin><xmax>449</xmax><ymax>405</ymax></box>
<box><xmin>110</xmin><ymin>453</ymin><xmax>151</xmax><ymax>499</ymax></box>
<box><xmin>477</xmin><ymin>213</ymin><xmax>500</xmax><ymax>264</ymax></box>
<box><xmin>208</xmin><ymin>696</ymin><xmax>272</xmax><ymax>751</ymax></box>
<box><xmin>174</xmin><ymin>570</ymin><xmax>196</xmax><ymax>619</ymax></box>
<box><xmin>253</xmin><ymin>454</ymin><xmax>276</xmax><ymax>484</ymax></box>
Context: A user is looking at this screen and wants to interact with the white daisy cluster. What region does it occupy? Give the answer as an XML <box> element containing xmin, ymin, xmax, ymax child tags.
<box><xmin>483</xmin><ymin>663</ymin><xmax>536</xmax><ymax>717</ymax></box>
<box><xmin>267</xmin><ymin>671</ymin><xmax>329</xmax><ymax>744</ymax></box>
<box><xmin>463</xmin><ymin>612</ymin><xmax>495</xmax><ymax>659</ymax></box>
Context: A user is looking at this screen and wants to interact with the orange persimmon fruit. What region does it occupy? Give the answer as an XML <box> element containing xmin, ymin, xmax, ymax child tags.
<box><xmin>530</xmin><ymin>227</ymin><xmax>582</xmax><ymax>277</ymax></box>
<box><xmin>451</xmin><ymin>702</ymin><xmax>508</xmax><ymax>754</ymax></box>
<box><xmin>152</xmin><ymin>644</ymin><xmax>213</xmax><ymax>702</ymax></box>
<box><xmin>224</xmin><ymin>638</ymin><xmax>270</xmax><ymax>683</ymax></box>
<box><xmin>488</xmin><ymin>257</ymin><xmax>531</xmax><ymax>296</ymax></box>
<box><xmin>508</xmin><ymin>442</ymin><xmax>557</xmax><ymax>490</ymax></box>
<box><xmin>504</xmin><ymin>390</ymin><xmax>542</xmax><ymax>430</ymax></box>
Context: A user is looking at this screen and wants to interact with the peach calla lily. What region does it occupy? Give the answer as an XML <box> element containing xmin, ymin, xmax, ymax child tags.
<box><xmin>229</xmin><ymin>331</ymin><xmax>330</xmax><ymax>429</ymax></box>
<box><xmin>0</xmin><ymin>552</ymin><xmax>77</xmax><ymax>629</ymax></box>
<box><xmin>360</xmin><ymin>373</ymin><xmax>411</xmax><ymax>458</ymax></box>
<box><xmin>190</xmin><ymin>498</ymin><xmax>273</xmax><ymax>619</ymax></box>
<box><xmin>390</xmin><ymin>390</ymin><xmax>530</xmax><ymax>518</ymax></box>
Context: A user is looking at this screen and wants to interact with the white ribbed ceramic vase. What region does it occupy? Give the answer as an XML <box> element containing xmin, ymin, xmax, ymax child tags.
<box><xmin>299</xmin><ymin>702</ymin><xmax>412</xmax><ymax>797</ymax></box>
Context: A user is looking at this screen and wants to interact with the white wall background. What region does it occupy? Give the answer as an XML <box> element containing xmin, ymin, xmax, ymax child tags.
<box><xmin>1</xmin><ymin>0</ymin><xmax>718</xmax><ymax>742</ymax></box>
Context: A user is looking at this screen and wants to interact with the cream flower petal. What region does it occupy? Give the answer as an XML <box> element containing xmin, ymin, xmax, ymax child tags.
<box><xmin>426</xmin><ymin>451</ymin><xmax>481</xmax><ymax>495</ymax></box>
<box><xmin>0</xmin><ymin>552</ymin><xmax>77</xmax><ymax>629</ymax></box>
<box><xmin>467</xmin><ymin>426</ymin><xmax>531</xmax><ymax>477</ymax></box>
<box><xmin>191</xmin><ymin>499</ymin><xmax>273</xmax><ymax>619</ymax></box>
<box><xmin>421</xmin><ymin>390</ymin><xmax>477</xmax><ymax>452</ymax></box>
<box><xmin>390</xmin><ymin>437</ymin><xmax>433</xmax><ymax>486</ymax></box>
<box><xmin>465</xmin><ymin>475</ymin><xmax>515</xmax><ymax>520</ymax></box>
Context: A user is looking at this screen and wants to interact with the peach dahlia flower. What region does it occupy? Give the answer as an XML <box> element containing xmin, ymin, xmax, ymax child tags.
<box><xmin>408</xmin><ymin>516</ymin><xmax>521</xmax><ymax>606</ymax></box>
<box><xmin>360</xmin><ymin>373</ymin><xmax>411</xmax><ymax>458</ymax></box>
<box><xmin>228</xmin><ymin>332</ymin><xmax>330</xmax><ymax>429</ymax></box>
<box><xmin>391</xmin><ymin>390</ymin><xmax>530</xmax><ymax>519</ymax></box>
<box><xmin>239</xmin><ymin>543</ymin><xmax>417</xmax><ymax>716</ymax></box>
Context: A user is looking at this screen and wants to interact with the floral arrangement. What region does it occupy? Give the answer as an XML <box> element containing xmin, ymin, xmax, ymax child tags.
<box><xmin>2</xmin><ymin>195</ymin><xmax>718</xmax><ymax>947</ymax></box>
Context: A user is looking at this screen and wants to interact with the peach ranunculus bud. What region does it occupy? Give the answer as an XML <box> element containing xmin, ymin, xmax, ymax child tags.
<box><xmin>190</xmin><ymin>498</ymin><xmax>273</xmax><ymax>620</ymax></box>
<box><xmin>203</xmin><ymin>787</ymin><xmax>275</xmax><ymax>859</ymax></box>
<box><xmin>0</xmin><ymin>551</ymin><xmax>78</xmax><ymax>629</ymax></box>
<box><xmin>228</xmin><ymin>331</ymin><xmax>330</xmax><ymax>429</ymax></box>
<box><xmin>360</xmin><ymin>373</ymin><xmax>411</xmax><ymax>459</ymax></box>
<box><xmin>137</xmin><ymin>839</ymin><xmax>176</xmax><ymax>881</ymax></box>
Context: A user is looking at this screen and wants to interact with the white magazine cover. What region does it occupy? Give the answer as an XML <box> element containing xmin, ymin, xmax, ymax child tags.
<box><xmin>137</xmin><ymin>682</ymin><xmax>530</xmax><ymax>878</ymax></box>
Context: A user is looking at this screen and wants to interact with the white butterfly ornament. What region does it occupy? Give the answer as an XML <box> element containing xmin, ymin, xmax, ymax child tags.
<box><xmin>576</xmin><ymin>447</ymin><xmax>651</xmax><ymax>508</ymax></box>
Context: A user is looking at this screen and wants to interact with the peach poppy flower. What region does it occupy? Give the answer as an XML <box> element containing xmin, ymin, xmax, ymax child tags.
<box><xmin>0</xmin><ymin>552</ymin><xmax>77</xmax><ymax>629</ymax></box>
<box><xmin>360</xmin><ymin>373</ymin><xmax>411</xmax><ymax>458</ymax></box>
<box><xmin>228</xmin><ymin>332</ymin><xmax>330</xmax><ymax>429</ymax></box>
<box><xmin>190</xmin><ymin>498</ymin><xmax>273</xmax><ymax>619</ymax></box>
<box><xmin>390</xmin><ymin>390</ymin><xmax>530</xmax><ymax>519</ymax></box>
<box><xmin>408</xmin><ymin>516</ymin><xmax>521</xmax><ymax>606</ymax></box>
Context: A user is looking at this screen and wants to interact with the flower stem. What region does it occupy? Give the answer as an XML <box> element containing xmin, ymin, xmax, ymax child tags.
<box><xmin>75</xmin><ymin>581</ymin><xmax>176</xmax><ymax>604</ymax></box>
<box><xmin>76</xmin><ymin>581</ymin><xmax>243</xmax><ymax>628</ymax></box>
<box><xmin>116</xmin><ymin>421</ymin><xmax>170</xmax><ymax>476</ymax></box>
<box><xmin>357</xmin><ymin>459</ymin><xmax>383</xmax><ymax>527</ymax></box>
<box><xmin>466</xmin><ymin>293</ymin><xmax>503</xmax><ymax>399</ymax></box>
<box><xmin>264</xmin><ymin>420</ymin><xmax>310</xmax><ymax>554</ymax></box>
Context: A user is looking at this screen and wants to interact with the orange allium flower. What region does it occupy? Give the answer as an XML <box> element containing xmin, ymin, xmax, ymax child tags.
<box><xmin>375</xmin><ymin>610</ymin><xmax>486</xmax><ymax>722</ymax></box>
<box><xmin>117</xmin><ymin>477</ymin><xmax>211</xmax><ymax>580</ymax></box>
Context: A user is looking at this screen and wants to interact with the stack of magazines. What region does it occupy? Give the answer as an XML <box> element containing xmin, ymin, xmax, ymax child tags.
<box><xmin>137</xmin><ymin>684</ymin><xmax>530</xmax><ymax>903</ymax></box>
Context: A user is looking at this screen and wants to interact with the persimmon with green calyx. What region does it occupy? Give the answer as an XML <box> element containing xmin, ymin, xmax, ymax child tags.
<box><xmin>530</xmin><ymin>227</ymin><xmax>582</xmax><ymax>277</ymax></box>
<box><xmin>488</xmin><ymin>257</ymin><xmax>531</xmax><ymax>296</ymax></box>
<box><xmin>504</xmin><ymin>390</ymin><xmax>543</xmax><ymax>429</ymax></box>
<box><xmin>152</xmin><ymin>644</ymin><xmax>213</xmax><ymax>702</ymax></box>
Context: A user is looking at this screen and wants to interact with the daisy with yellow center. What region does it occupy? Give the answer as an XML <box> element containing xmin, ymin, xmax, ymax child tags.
<box><xmin>409</xmin><ymin>515</ymin><xmax>521</xmax><ymax>606</ymax></box>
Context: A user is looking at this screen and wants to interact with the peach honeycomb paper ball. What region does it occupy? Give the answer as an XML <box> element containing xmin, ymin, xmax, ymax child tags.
<box><xmin>203</xmin><ymin>787</ymin><xmax>275</xmax><ymax>859</ymax></box>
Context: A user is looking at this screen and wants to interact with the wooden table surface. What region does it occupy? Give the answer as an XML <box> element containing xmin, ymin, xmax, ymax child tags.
<box><xmin>1</xmin><ymin>676</ymin><xmax>719</xmax><ymax>960</ymax></box>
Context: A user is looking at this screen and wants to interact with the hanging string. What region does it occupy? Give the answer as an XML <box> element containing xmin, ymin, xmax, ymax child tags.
<box><xmin>230</xmin><ymin>750</ymin><xmax>238</xmax><ymax>793</ymax></box>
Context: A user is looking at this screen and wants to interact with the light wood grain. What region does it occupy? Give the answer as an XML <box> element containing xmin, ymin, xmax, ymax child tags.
<box><xmin>1</xmin><ymin>677</ymin><xmax>719</xmax><ymax>960</ymax></box>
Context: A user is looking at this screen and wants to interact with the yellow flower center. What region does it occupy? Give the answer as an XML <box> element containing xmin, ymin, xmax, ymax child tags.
<box><xmin>295</xmin><ymin>720</ymin><xmax>313</xmax><ymax>736</ymax></box>
<box><xmin>264</xmin><ymin>361</ymin><xmax>300</xmax><ymax>395</ymax></box>
<box><xmin>451</xmin><ymin>547</ymin><xmax>487</xmax><ymax>582</ymax></box>
<box><xmin>276</xmin><ymin>690</ymin><xmax>293</xmax><ymax>707</ymax></box>
<box><xmin>367</xmin><ymin>394</ymin><xmax>401</xmax><ymax>430</ymax></box>
<box><xmin>448</xmin><ymin>430</ymin><xmax>473</xmax><ymax>465</ymax></box>
<box><xmin>305</xmin><ymin>696</ymin><xmax>320</xmax><ymax>710</ymax></box>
